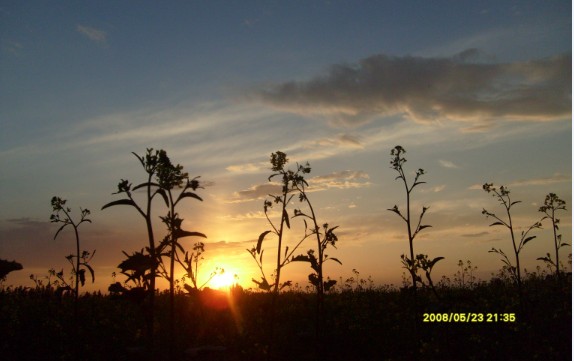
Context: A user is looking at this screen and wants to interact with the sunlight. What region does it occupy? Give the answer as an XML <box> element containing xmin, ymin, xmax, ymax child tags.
<box><xmin>210</xmin><ymin>271</ymin><xmax>236</xmax><ymax>290</ymax></box>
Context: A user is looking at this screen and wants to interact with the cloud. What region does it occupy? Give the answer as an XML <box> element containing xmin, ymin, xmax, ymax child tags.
<box><xmin>228</xmin><ymin>183</ymin><xmax>282</xmax><ymax>203</ymax></box>
<box><xmin>461</xmin><ymin>231</ymin><xmax>489</xmax><ymax>238</ymax></box>
<box><xmin>311</xmin><ymin>133</ymin><xmax>364</xmax><ymax>149</ymax></box>
<box><xmin>226</xmin><ymin>162</ymin><xmax>267</xmax><ymax>174</ymax></box>
<box><xmin>509</xmin><ymin>173</ymin><xmax>570</xmax><ymax>187</ymax></box>
<box><xmin>228</xmin><ymin>170</ymin><xmax>370</xmax><ymax>203</ymax></box>
<box><xmin>310</xmin><ymin>170</ymin><xmax>371</xmax><ymax>190</ymax></box>
<box><xmin>439</xmin><ymin>160</ymin><xmax>459</xmax><ymax>169</ymax></box>
<box><xmin>76</xmin><ymin>25</ymin><xmax>107</xmax><ymax>45</ymax></box>
<box><xmin>253</xmin><ymin>50</ymin><xmax>571</xmax><ymax>127</ymax></box>
<box><xmin>468</xmin><ymin>173</ymin><xmax>570</xmax><ymax>191</ymax></box>
<box><xmin>220</xmin><ymin>211</ymin><xmax>269</xmax><ymax>221</ymax></box>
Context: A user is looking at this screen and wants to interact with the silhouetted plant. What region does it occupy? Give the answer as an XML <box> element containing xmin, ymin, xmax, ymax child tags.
<box><xmin>103</xmin><ymin>148</ymin><xmax>207</xmax><ymax>357</ymax></box>
<box><xmin>537</xmin><ymin>193</ymin><xmax>569</xmax><ymax>279</ymax></box>
<box><xmin>153</xmin><ymin>150</ymin><xmax>206</xmax><ymax>358</ymax></box>
<box><xmin>108</xmin><ymin>252</ymin><xmax>154</xmax><ymax>305</ymax></box>
<box><xmin>454</xmin><ymin>259</ymin><xmax>478</xmax><ymax>288</ymax></box>
<box><xmin>290</xmin><ymin>161</ymin><xmax>342</xmax><ymax>336</ymax></box>
<box><xmin>117</xmin><ymin>249</ymin><xmax>157</xmax><ymax>289</ymax></box>
<box><xmin>0</xmin><ymin>259</ymin><xmax>23</xmax><ymax>283</ymax></box>
<box><xmin>102</xmin><ymin>148</ymin><xmax>164</xmax><ymax>348</ymax></box>
<box><xmin>339</xmin><ymin>269</ymin><xmax>375</xmax><ymax>292</ymax></box>
<box><xmin>180</xmin><ymin>242</ymin><xmax>223</xmax><ymax>292</ymax></box>
<box><xmin>50</xmin><ymin>196</ymin><xmax>94</xmax><ymax>301</ymax></box>
<box><xmin>388</xmin><ymin>146</ymin><xmax>440</xmax><ymax>295</ymax></box>
<box><xmin>249</xmin><ymin>151</ymin><xmax>304</xmax><ymax>293</ymax></box>
<box><xmin>482</xmin><ymin>183</ymin><xmax>542</xmax><ymax>293</ymax></box>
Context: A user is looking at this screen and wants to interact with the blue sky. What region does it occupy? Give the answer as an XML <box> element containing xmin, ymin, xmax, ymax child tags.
<box><xmin>0</xmin><ymin>1</ymin><xmax>571</xmax><ymax>291</ymax></box>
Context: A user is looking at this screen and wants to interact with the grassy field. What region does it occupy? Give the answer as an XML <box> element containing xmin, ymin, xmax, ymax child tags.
<box><xmin>0</xmin><ymin>273</ymin><xmax>570</xmax><ymax>361</ymax></box>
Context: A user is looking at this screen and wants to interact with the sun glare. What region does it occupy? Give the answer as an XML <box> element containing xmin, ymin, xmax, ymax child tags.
<box><xmin>210</xmin><ymin>271</ymin><xmax>236</xmax><ymax>290</ymax></box>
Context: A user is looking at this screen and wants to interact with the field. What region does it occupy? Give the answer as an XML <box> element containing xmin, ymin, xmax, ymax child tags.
<box><xmin>0</xmin><ymin>273</ymin><xmax>570</xmax><ymax>361</ymax></box>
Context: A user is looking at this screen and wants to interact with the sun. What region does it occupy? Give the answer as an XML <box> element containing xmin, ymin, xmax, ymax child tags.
<box><xmin>210</xmin><ymin>271</ymin><xmax>236</xmax><ymax>290</ymax></box>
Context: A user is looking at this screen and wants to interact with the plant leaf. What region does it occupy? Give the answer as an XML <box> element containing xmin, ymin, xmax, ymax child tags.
<box><xmin>328</xmin><ymin>257</ymin><xmax>343</xmax><ymax>265</ymax></box>
<box><xmin>84</xmin><ymin>264</ymin><xmax>95</xmax><ymax>283</ymax></box>
<box><xmin>101</xmin><ymin>199</ymin><xmax>136</xmax><ymax>210</ymax></box>
<box><xmin>489</xmin><ymin>221</ymin><xmax>505</xmax><ymax>227</ymax></box>
<box><xmin>174</xmin><ymin>230</ymin><xmax>207</xmax><ymax>239</ymax></box>
<box><xmin>522</xmin><ymin>235</ymin><xmax>536</xmax><ymax>246</ymax></box>
<box><xmin>429</xmin><ymin>256</ymin><xmax>445</xmax><ymax>269</ymax></box>
<box><xmin>291</xmin><ymin>254</ymin><xmax>311</xmax><ymax>263</ymax></box>
<box><xmin>175</xmin><ymin>192</ymin><xmax>203</xmax><ymax>205</ymax></box>
<box><xmin>324</xmin><ymin>279</ymin><xmax>337</xmax><ymax>291</ymax></box>
<box><xmin>283</xmin><ymin>209</ymin><xmax>290</xmax><ymax>228</ymax></box>
<box><xmin>78</xmin><ymin>269</ymin><xmax>86</xmax><ymax>286</ymax></box>
<box><xmin>133</xmin><ymin>181</ymin><xmax>160</xmax><ymax>191</ymax></box>
<box><xmin>257</xmin><ymin>230</ymin><xmax>272</xmax><ymax>253</ymax></box>
<box><xmin>156</xmin><ymin>189</ymin><xmax>169</xmax><ymax>207</ymax></box>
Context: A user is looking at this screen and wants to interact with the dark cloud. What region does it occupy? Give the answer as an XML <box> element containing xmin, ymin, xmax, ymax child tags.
<box><xmin>255</xmin><ymin>50</ymin><xmax>571</xmax><ymax>127</ymax></box>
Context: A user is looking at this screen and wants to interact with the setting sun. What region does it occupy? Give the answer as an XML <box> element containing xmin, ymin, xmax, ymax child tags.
<box><xmin>209</xmin><ymin>271</ymin><xmax>236</xmax><ymax>290</ymax></box>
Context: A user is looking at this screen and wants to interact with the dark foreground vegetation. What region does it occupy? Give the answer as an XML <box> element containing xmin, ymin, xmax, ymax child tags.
<box><xmin>0</xmin><ymin>273</ymin><xmax>570</xmax><ymax>361</ymax></box>
<box><xmin>1</xmin><ymin>147</ymin><xmax>570</xmax><ymax>360</ymax></box>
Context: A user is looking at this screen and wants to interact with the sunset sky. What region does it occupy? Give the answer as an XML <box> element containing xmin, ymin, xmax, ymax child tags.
<box><xmin>1</xmin><ymin>1</ymin><xmax>571</xmax><ymax>292</ymax></box>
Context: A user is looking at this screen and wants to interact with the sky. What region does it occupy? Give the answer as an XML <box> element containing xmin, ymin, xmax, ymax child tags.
<box><xmin>0</xmin><ymin>1</ymin><xmax>571</xmax><ymax>292</ymax></box>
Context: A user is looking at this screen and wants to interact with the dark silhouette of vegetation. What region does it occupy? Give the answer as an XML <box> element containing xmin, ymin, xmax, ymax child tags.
<box><xmin>290</xmin><ymin>162</ymin><xmax>341</xmax><ymax>338</ymax></box>
<box><xmin>49</xmin><ymin>196</ymin><xmax>94</xmax><ymax>359</ymax></box>
<box><xmin>50</xmin><ymin>196</ymin><xmax>94</xmax><ymax>300</ymax></box>
<box><xmin>102</xmin><ymin>148</ymin><xmax>206</xmax><ymax>358</ymax></box>
<box><xmin>1</xmin><ymin>147</ymin><xmax>571</xmax><ymax>361</ymax></box>
<box><xmin>0</xmin><ymin>259</ymin><xmax>23</xmax><ymax>282</ymax></box>
<box><xmin>248</xmin><ymin>151</ymin><xmax>301</xmax><ymax>294</ymax></box>
<box><xmin>179</xmin><ymin>241</ymin><xmax>223</xmax><ymax>292</ymax></box>
<box><xmin>482</xmin><ymin>183</ymin><xmax>542</xmax><ymax>294</ymax></box>
<box><xmin>102</xmin><ymin>148</ymin><xmax>163</xmax><ymax>348</ymax></box>
<box><xmin>387</xmin><ymin>146</ymin><xmax>444</xmax><ymax>359</ymax></box>
<box><xmin>154</xmin><ymin>150</ymin><xmax>206</xmax><ymax>359</ymax></box>
<box><xmin>0</xmin><ymin>273</ymin><xmax>570</xmax><ymax>361</ymax></box>
<box><xmin>388</xmin><ymin>146</ymin><xmax>443</xmax><ymax>296</ymax></box>
<box><xmin>247</xmin><ymin>151</ymin><xmax>342</xmax><ymax>357</ymax></box>
<box><xmin>454</xmin><ymin>259</ymin><xmax>479</xmax><ymax>288</ymax></box>
<box><xmin>537</xmin><ymin>193</ymin><xmax>569</xmax><ymax>280</ymax></box>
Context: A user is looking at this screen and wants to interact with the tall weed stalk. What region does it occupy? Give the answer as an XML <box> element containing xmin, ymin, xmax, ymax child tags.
<box><xmin>102</xmin><ymin>148</ymin><xmax>164</xmax><ymax>350</ymax></box>
<box><xmin>482</xmin><ymin>183</ymin><xmax>542</xmax><ymax>294</ymax></box>
<box><xmin>537</xmin><ymin>193</ymin><xmax>569</xmax><ymax>281</ymax></box>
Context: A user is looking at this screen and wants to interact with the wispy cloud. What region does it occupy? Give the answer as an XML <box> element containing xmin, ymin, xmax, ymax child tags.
<box><xmin>509</xmin><ymin>173</ymin><xmax>570</xmax><ymax>187</ymax></box>
<box><xmin>253</xmin><ymin>50</ymin><xmax>571</xmax><ymax>128</ymax></box>
<box><xmin>468</xmin><ymin>173</ymin><xmax>571</xmax><ymax>190</ymax></box>
<box><xmin>439</xmin><ymin>160</ymin><xmax>460</xmax><ymax>169</ymax></box>
<box><xmin>226</xmin><ymin>162</ymin><xmax>268</xmax><ymax>174</ymax></box>
<box><xmin>309</xmin><ymin>133</ymin><xmax>364</xmax><ymax>149</ymax></box>
<box><xmin>310</xmin><ymin>170</ymin><xmax>371</xmax><ymax>190</ymax></box>
<box><xmin>228</xmin><ymin>170</ymin><xmax>370</xmax><ymax>203</ymax></box>
<box><xmin>76</xmin><ymin>25</ymin><xmax>107</xmax><ymax>45</ymax></box>
<box><xmin>228</xmin><ymin>183</ymin><xmax>282</xmax><ymax>203</ymax></box>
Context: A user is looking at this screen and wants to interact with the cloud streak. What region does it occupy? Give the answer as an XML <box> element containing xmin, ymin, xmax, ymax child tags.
<box><xmin>310</xmin><ymin>170</ymin><xmax>371</xmax><ymax>190</ymax></box>
<box><xmin>509</xmin><ymin>173</ymin><xmax>571</xmax><ymax>187</ymax></box>
<box><xmin>76</xmin><ymin>25</ymin><xmax>107</xmax><ymax>45</ymax></box>
<box><xmin>253</xmin><ymin>50</ymin><xmax>571</xmax><ymax>127</ymax></box>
